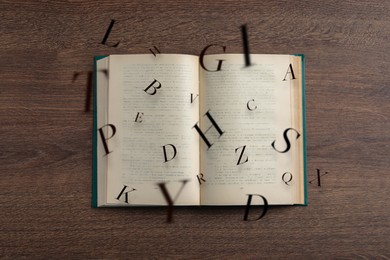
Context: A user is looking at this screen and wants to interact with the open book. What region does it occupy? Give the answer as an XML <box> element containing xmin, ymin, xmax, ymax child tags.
<box><xmin>93</xmin><ymin>53</ymin><xmax>307</xmax><ymax>207</ymax></box>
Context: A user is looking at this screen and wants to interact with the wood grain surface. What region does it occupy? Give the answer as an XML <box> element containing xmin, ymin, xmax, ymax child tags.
<box><xmin>1</xmin><ymin>0</ymin><xmax>389</xmax><ymax>258</ymax></box>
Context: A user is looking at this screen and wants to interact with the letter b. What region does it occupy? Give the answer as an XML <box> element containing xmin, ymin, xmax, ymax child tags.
<box><xmin>144</xmin><ymin>79</ymin><xmax>162</xmax><ymax>95</ymax></box>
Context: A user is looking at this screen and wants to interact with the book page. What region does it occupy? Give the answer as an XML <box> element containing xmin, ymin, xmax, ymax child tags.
<box><xmin>289</xmin><ymin>55</ymin><xmax>305</xmax><ymax>205</ymax></box>
<box><xmin>95</xmin><ymin>57</ymin><xmax>109</xmax><ymax>207</ymax></box>
<box><xmin>199</xmin><ymin>54</ymin><xmax>303</xmax><ymax>205</ymax></box>
<box><xmin>105</xmin><ymin>54</ymin><xmax>200</xmax><ymax>205</ymax></box>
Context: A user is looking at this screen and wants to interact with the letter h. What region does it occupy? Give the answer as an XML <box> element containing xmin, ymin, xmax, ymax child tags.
<box><xmin>192</xmin><ymin>110</ymin><xmax>224</xmax><ymax>149</ymax></box>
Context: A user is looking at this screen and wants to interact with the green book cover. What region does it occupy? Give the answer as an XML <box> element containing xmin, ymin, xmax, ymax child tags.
<box><xmin>294</xmin><ymin>54</ymin><xmax>308</xmax><ymax>206</ymax></box>
<box><xmin>92</xmin><ymin>54</ymin><xmax>307</xmax><ymax>207</ymax></box>
<box><xmin>92</xmin><ymin>55</ymin><xmax>107</xmax><ymax>208</ymax></box>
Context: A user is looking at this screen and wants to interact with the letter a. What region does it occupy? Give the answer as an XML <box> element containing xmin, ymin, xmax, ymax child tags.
<box><xmin>283</xmin><ymin>64</ymin><xmax>296</xmax><ymax>81</ymax></box>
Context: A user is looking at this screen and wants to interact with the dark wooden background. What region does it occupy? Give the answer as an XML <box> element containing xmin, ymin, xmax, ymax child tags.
<box><xmin>1</xmin><ymin>0</ymin><xmax>389</xmax><ymax>258</ymax></box>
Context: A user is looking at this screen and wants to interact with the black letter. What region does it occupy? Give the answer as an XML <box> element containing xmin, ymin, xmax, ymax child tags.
<box><xmin>235</xmin><ymin>145</ymin><xmax>249</xmax><ymax>165</ymax></box>
<box><xmin>115</xmin><ymin>185</ymin><xmax>136</xmax><ymax>203</ymax></box>
<box><xmin>196</xmin><ymin>173</ymin><xmax>206</xmax><ymax>184</ymax></box>
<box><xmin>135</xmin><ymin>112</ymin><xmax>144</xmax><ymax>122</ymax></box>
<box><xmin>99</xmin><ymin>69</ymin><xmax>109</xmax><ymax>79</ymax></box>
<box><xmin>308</xmin><ymin>169</ymin><xmax>329</xmax><ymax>186</ymax></box>
<box><xmin>317</xmin><ymin>168</ymin><xmax>321</xmax><ymax>187</ymax></box>
<box><xmin>101</xmin><ymin>19</ymin><xmax>120</xmax><ymax>47</ymax></box>
<box><xmin>193</xmin><ymin>110</ymin><xmax>224</xmax><ymax>149</ymax></box>
<box><xmin>158</xmin><ymin>179</ymin><xmax>189</xmax><ymax>222</ymax></box>
<box><xmin>282</xmin><ymin>172</ymin><xmax>293</xmax><ymax>185</ymax></box>
<box><xmin>144</xmin><ymin>79</ymin><xmax>162</xmax><ymax>95</ymax></box>
<box><xmin>247</xmin><ymin>99</ymin><xmax>257</xmax><ymax>111</ymax></box>
<box><xmin>241</xmin><ymin>24</ymin><xmax>251</xmax><ymax>67</ymax></box>
<box><xmin>283</xmin><ymin>64</ymin><xmax>296</xmax><ymax>81</ymax></box>
<box><xmin>149</xmin><ymin>46</ymin><xmax>161</xmax><ymax>56</ymax></box>
<box><xmin>190</xmin><ymin>93</ymin><xmax>199</xmax><ymax>103</ymax></box>
<box><xmin>98</xmin><ymin>124</ymin><xmax>116</xmax><ymax>155</ymax></box>
<box><xmin>243</xmin><ymin>194</ymin><xmax>268</xmax><ymax>221</ymax></box>
<box><xmin>271</xmin><ymin>128</ymin><xmax>300</xmax><ymax>153</ymax></box>
<box><xmin>72</xmin><ymin>71</ymin><xmax>93</xmax><ymax>112</ymax></box>
<box><xmin>162</xmin><ymin>144</ymin><xmax>177</xmax><ymax>162</ymax></box>
<box><xmin>199</xmin><ymin>44</ymin><xmax>226</xmax><ymax>72</ymax></box>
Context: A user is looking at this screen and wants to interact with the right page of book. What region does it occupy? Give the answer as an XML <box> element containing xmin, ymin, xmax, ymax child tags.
<box><xmin>199</xmin><ymin>54</ymin><xmax>305</xmax><ymax>205</ymax></box>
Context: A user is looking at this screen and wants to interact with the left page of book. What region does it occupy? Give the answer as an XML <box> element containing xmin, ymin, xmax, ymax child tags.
<box><xmin>103</xmin><ymin>54</ymin><xmax>200</xmax><ymax>206</ymax></box>
<box><xmin>94</xmin><ymin>56</ymin><xmax>109</xmax><ymax>207</ymax></box>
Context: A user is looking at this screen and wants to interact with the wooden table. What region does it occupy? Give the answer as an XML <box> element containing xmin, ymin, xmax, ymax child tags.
<box><xmin>1</xmin><ymin>1</ymin><xmax>389</xmax><ymax>258</ymax></box>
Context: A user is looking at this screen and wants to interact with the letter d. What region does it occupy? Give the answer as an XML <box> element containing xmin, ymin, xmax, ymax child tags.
<box><xmin>162</xmin><ymin>144</ymin><xmax>177</xmax><ymax>162</ymax></box>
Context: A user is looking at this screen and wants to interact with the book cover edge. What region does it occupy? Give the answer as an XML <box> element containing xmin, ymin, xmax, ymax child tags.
<box><xmin>91</xmin><ymin>54</ymin><xmax>308</xmax><ymax>207</ymax></box>
<box><xmin>92</xmin><ymin>55</ymin><xmax>108</xmax><ymax>208</ymax></box>
<box><xmin>293</xmin><ymin>54</ymin><xmax>308</xmax><ymax>206</ymax></box>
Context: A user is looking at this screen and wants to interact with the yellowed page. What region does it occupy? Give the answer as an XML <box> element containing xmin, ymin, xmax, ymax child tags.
<box><xmin>105</xmin><ymin>54</ymin><xmax>200</xmax><ymax>206</ymax></box>
<box><xmin>199</xmin><ymin>54</ymin><xmax>303</xmax><ymax>205</ymax></box>
<box><xmin>289</xmin><ymin>55</ymin><xmax>305</xmax><ymax>204</ymax></box>
<box><xmin>96</xmin><ymin>57</ymin><xmax>109</xmax><ymax>207</ymax></box>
